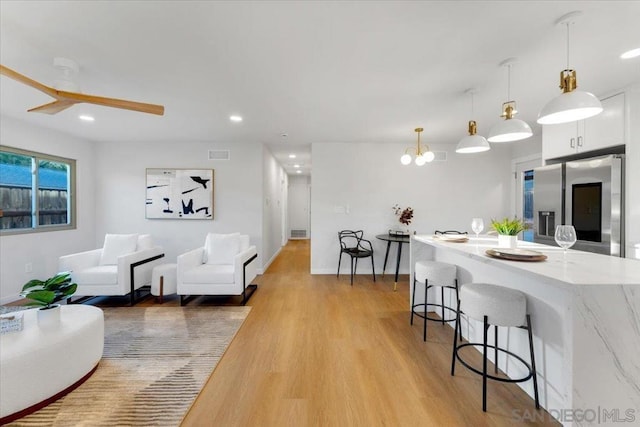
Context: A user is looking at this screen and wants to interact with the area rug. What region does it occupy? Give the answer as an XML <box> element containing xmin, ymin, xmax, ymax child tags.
<box><xmin>7</xmin><ymin>306</ymin><xmax>251</xmax><ymax>426</ymax></box>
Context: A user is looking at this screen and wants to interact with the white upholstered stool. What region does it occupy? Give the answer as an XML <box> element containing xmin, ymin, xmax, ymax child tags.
<box><xmin>151</xmin><ymin>263</ymin><xmax>177</xmax><ymax>303</ymax></box>
<box><xmin>411</xmin><ymin>260</ymin><xmax>458</xmax><ymax>341</ymax></box>
<box><xmin>451</xmin><ymin>283</ymin><xmax>539</xmax><ymax>412</ymax></box>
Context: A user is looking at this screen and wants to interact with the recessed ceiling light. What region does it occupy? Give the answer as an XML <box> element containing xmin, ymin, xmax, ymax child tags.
<box><xmin>294</xmin><ymin>164</ymin><xmax>300</xmax><ymax>168</ymax></box>
<box><xmin>281</xmin><ymin>133</ymin><xmax>288</xmax><ymax>137</ymax></box>
<box><xmin>229</xmin><ymin>115</ymin><xmax>243</xmax><ymax>122</ymax></box>
<box><xmin>620</xmin><ymin>48</ymin><xmax>640</xmax><ymax>59</ymax></box>
<box><xmin>296</xmin><ymin>170</ymin><xmax>302</xmax><ymax>174</ymax></box>
<box><xmin>288</xmin><ymin>154</ymin><xmax>296</xmax><ymax>159</ymax></box>
<box><xmin>79</xmin><ymin>115</ymin><xmax>95</xmax><ymax>122</ymax></box>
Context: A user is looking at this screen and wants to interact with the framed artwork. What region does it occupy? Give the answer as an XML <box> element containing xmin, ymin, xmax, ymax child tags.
<box><xmin>145</xmin><ymin>169</ymin><xmax>214</xmax><ymax>219</ymax></box>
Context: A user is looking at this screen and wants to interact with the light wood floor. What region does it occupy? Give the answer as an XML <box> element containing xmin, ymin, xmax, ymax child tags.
<box><xmin>168</xmin><ymin>240</ymin><xmax>558</xmax><ymax>426</ymax></box>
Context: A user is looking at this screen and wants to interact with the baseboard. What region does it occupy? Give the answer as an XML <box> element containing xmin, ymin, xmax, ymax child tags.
<box><xmin>0</xmin><ymin>294</ymin><xmax>21</xmax><ymax>305</ymax></box>
<box><xmin>262</xmin><ymin>247</ymin><xmax>282</xmax><ymax>272</ymax></box>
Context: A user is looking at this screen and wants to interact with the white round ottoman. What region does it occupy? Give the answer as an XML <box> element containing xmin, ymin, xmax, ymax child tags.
<box><xmin>151</xmin><ymin>263</ymin><xmax>177</xmax><ymax>303</ymax></box>
<box><xmin>0</xmin><ymin>305</ymin><xmax>104</xmax><ymax>423</ymax></box>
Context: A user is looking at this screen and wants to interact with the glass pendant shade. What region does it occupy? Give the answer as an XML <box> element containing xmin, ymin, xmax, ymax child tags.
<box><xmin>415</xmin><ymin>155</ymin><xmax>426</xmax><ymax>166</ymax></box>
<box><xmin>488</xmin><ymin>118</ymin><xmax>533</xmax><ymax>142</ymax></box>
<box><xmin>423</xmin><ymin>151</ymin><xmax>435</xmax><ymax>162</ymax></box>
<box><xmin>400</xmin><ymin>154</ymin><xmax>412</xmax><ymax>165</ymax></box>
<box><xmin>537</xmin><ymin>89</ymin><xmax>602</xmax><ymax>124</ymax></box>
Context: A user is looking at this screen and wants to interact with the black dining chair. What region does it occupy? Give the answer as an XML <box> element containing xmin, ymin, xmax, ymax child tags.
<box><xmin>337</xmin><ymin>230</ymin><xmax>376</xmax><ymax>286</ymax></box>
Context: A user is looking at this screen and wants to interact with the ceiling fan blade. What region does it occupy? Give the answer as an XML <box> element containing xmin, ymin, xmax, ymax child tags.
<box><xmin>0</xmin><ymin>64</ymin><xmax>58</xmax><ymax>98</ymax></box>
<box><xmin>28</xmin><ymin>99</ymin><xmax>76</xmax><ymax>114</ymax></box>
<box><xmin>58</xmin><ymin>90</ymin><xmax>165</xmax><ymax>116</ymax></box>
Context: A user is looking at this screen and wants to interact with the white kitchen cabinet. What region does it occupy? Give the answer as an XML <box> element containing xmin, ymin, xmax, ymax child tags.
<box><xmin>542</xmin><ymin>92</ymin><xmax>625</xmax><ymax>160</ymax></box>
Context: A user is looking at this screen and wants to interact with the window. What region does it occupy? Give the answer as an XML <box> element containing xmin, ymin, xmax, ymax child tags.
<box><xmin>0</xmin><ymin>146</ymin><xmax>76</xmax><ymax>234</ymax></box>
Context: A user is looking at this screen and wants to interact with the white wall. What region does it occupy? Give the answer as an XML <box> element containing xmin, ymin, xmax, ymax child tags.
<box><xmin>288</xmin><ymin>175</ymin><xmax>310</xmax><ymax>239</ymax></box>
<box><xmin>0</xmin><ymin>117</ymin><xmax>96</xmax><ymax>303</ymax></box>
<box><xmin>624</xmin><ymin>84</ymin><xmax>640</xmax><ymax>258</ymax></box>
<box><xmin>311</xmin><ymin>142</ymin><xmax>514</xmax><ymax>274</ymax></box>
<box><xmin>93</xmin><ymin>141</ymin><xmax>265</xmax><ymax>269</ymax></box>
<box><xmin>262</xmin><ymin>147</ymin><xmax>287</xmax><ymax>269</ymax></box>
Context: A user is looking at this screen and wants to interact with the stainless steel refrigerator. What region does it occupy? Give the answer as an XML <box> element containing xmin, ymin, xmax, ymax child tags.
<box><xmin>533</xmin><ymin>154</ymin><xmax>624</xmax><ymax>257</ymax></box>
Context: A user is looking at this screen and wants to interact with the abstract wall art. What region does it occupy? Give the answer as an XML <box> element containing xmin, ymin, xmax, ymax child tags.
<box><xmin>146</xmin><ymin>169</ymin><xmax>214</xmax><ymax>219</ymax></box>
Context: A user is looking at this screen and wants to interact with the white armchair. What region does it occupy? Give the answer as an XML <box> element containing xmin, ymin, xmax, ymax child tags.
<box><xmin>59</xmin><ymin>234</ymin><xmax>165</xmax><ymax>305</ymax></box>
<box><xmin>177</xmin><ymin>233</ymin><xmax>258</xmax><ymax>305</ymax></box>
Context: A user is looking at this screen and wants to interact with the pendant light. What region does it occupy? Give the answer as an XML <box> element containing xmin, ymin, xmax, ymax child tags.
<box><xmin>487</xmin><ymin>58</ymin><xmax>533</xmax><ymax>143</ymax></box>
<box><xmin>456</xmin><ymin>89</ymin><xmax>490</xmax><ymax>154</ymax></box>
<box><xmin>537</xmin><ymin>11</ymin><xmax>602</xmax><ymax>125</ymax></box>
<box><xmin>400</xmin><ymin>127</ymin><xmax>435</xmax><ymax>166</ymax></box>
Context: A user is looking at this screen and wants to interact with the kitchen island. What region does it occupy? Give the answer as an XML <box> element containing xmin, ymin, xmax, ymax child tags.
<box><xmin>410</xmin><ymin>235</ymin><xmax>640</xmax><ymax>426</ymax></box>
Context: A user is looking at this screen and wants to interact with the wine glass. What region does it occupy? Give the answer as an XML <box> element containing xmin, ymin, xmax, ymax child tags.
<box><xmin>471</xmin><ymin>218</ymin><xmax>484</xmax><ymax>240</ymax></box>
<box><xmin>554</xmin><ymin>225</ymin><xmax>577</xmax><ymax>257</ymax></box>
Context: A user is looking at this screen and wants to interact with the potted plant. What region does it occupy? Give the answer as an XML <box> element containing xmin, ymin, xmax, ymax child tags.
<box><xmin>491</xmin><ymin>217</ymin><xmax>527</xmax><ymax>248</ymax></box>
<box><xmin>21</xmin><ymin>272</ymin><xmax>77</xmax><ymax>325</ymax></box>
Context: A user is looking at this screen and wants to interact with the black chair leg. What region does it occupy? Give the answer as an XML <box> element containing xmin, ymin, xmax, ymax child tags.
<box><xmin>410</xmin><ymin>276</ymin><xmax>416</xmax><ymax>325</ymax></box>
<box><xmin>423</xmin><ymin>279</ymin><xmax>428</xmax><ymax>341</ymax></box>
<box><xmin>350</xmin><ymin>257</ymin><xmax>355</xmax><ymax>286</ymax></box>
<box><xmin>370</xmin><ymin>255</ymin><xmax>376</xmax><ymax>282</ymax></box>
<box><xmin>482</xmin><ymin>315</ymin><xmax>489</xmax><ymax>412</ymax></box>
<box><xmin>441</xmin><ymin>286</ymin><xmax>445</xmax><ymax>324</ymax></box>
<box><xmin>527</xmin><ymin>315</ymin><xmax>541</xmax><ymax>409</ymax></box>
<box><xmin>451</xmin><ymin>299</ymin><xmax>461</xmax><ymax>376</ymax></box>
<box><xmin>337</xmin><ymin>252</ymin><xmax>342</xmax><ymax>278</ymax></box>
<box><xmin>494</xmin><ymin>325</ymin><xmax>499</xmax><ymax>374</ymax></box>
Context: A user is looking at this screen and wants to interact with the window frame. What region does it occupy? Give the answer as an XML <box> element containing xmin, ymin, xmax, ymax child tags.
<box><xmin>0</xmin><ymin>145</ymin><xmax>77</xmax><ymax>235</ymax></box>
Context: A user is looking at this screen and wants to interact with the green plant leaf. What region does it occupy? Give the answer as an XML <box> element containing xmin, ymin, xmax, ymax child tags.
<box><xmin>22</xmin><ymin>279</ymin><xmax>45</xmax><ymax>291</ymax></box>
<box><xmin>21</xmin><ymin>289</ymin><xmax>56</xmax><ymax>305</ymax></box>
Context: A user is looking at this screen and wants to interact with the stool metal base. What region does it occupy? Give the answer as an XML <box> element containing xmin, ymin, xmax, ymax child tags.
<box><xmin>451</xmin><ymin>306</ymin><xmax>540</xmax><ymax>412</ymax></box>
<box><xmin>411</xmin><ymin>277</ymin><xmax>458</xmax><ymax>342</ymax></box>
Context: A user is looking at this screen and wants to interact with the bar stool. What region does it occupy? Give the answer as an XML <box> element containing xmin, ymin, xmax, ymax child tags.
<box><xmin>411</xmin><ymin>260</ymin><xmax>458</xmax><ymax>341</ymax></box>
<box><xmin>451</xmin><ymin>283</ymin><xmax>540</xmax><ymax>412</ymax></box>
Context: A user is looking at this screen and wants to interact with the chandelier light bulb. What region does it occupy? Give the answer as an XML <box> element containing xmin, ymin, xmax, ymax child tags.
<box><xmin>415</xmin><ymin>155</ymin><xmax>426</xmax><ymax>166</ymax></box>
<box><xmin>400</xmin><ymin>154</ymin><xmax>412</xmax><ymax>165</ymax></box>
<box><xmin>423</xmin><ymin>151</ymin><xmax>435</xmax><ymax>162</ymax></box>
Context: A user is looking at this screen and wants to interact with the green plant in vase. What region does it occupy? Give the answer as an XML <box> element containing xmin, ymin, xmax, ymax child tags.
<box><xmin>491</xmin><ymin>217</ymin><xmax>527</xmax><ymax>248</ymax></box>
<box><xmin>491</xmin><ymin>217</ymin><xmax>527</xmax><ymax>235</ymax></box>
<box><xmin>21</xmin><ymin>272</ymin><xmax>77</xmax><ymax>310</ymax></box>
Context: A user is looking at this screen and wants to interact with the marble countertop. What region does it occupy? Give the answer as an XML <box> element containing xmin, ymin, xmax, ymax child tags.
<box><xmin>413</xmin><ymin>234</ymin><xmax>640</xmax><ymax>287</ymax></box>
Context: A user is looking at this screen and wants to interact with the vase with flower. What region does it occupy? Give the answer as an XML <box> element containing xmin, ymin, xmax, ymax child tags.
<box><xmin>391</xmin><ymin>204</ymin><xmax>414</xmax><ymax>235</ymax></box>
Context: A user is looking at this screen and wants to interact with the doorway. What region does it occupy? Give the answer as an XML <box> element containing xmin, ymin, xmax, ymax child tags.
<box><xmin>514</xmin><ymin>157</ymin><xmax>541</xmax><ymax>242</ymax></box>
<box><xmin>288</xmin><ymin>175</ymin><xmax>311</xmax><ymax>240</ymax></box>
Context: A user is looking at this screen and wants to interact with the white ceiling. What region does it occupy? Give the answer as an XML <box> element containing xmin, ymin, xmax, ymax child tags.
<box><xmin>1</xmin><ymin>1</ymin><xmax>639</xmax><ymax>176</ymax></box>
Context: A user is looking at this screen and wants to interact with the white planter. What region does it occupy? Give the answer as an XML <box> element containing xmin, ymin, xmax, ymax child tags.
<box><xmin>498</xmin><ymin>234</ymin><xmax>517</xmax><ymax>249</ymax></box>
<box><xmin>37</xmin><ymin>304</ymin><xmax>61</xmax><ymax>327</ymax></box>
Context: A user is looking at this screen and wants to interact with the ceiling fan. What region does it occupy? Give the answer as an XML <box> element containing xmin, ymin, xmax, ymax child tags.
<box><xmin>0</xmin><ymin>58</ymin><xmax>164</xmax><ymax>116</ymax></box>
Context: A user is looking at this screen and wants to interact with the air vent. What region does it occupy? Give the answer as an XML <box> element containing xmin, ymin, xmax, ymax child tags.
<box><xmin>291</xmin><ymin>229</ymin><xmax>307</xmax><ymax>238</ymax></box>
<box><xmin>432</xmin><ymin>151</ymin><xmax>447</xmax><ymax>162</ymax></box>
<box><xmin>208</xmin><ymin>150</ymin><xmax>230</xmax><ymax>160</ymax></box>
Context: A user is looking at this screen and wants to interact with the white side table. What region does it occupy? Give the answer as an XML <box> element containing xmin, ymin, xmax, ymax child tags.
<box><xmin>151</xmin><ymin>263</ymin><xmax>177</xmax><ymax>303</ymax></box>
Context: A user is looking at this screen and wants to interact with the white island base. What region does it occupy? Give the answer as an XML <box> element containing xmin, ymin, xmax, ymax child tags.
<box><xmin>410</xmin><ymin>235</ymin><xmax>640</xmax><ymax>426</ymax></box>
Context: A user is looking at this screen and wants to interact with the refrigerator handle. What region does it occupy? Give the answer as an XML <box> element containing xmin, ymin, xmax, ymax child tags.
<box><xmin>570</xmin><ymin>137</ymin><xmax>576</xmax><ymax>148</ymax></box>
<box><xmin>577</xmin><ymin>136</ymin><xmax>583</xmax><ymax>147</ymax></box>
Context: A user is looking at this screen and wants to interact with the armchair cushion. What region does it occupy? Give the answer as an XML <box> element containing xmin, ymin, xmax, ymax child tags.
<box><xmin>72</xmin><ymin>265</ymin><xmax>118</xmax><ymax>285</ymax></box>
<box><xmin>136</xmin><ymin>234</ymin><xmax>154</xmax><ymax>251</ymax></box>
<box><xmin>182</xmin><ymin>264</ymin><xmax>235</xmax><ymax>284</ymax></box>
<box><xmin>204</xmin><ymin>233</ymin><xmax>240</xmax><ymax>265</ymax></box>
<box><xmin>100</xmin><ymin>234</ymin><xmax>139</xmax><ymax>265</ymax></box>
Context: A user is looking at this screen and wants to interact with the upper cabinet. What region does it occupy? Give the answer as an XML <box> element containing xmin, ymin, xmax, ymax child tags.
<box><xmin>542</xmin><ymin>92</ymin><xmax>625</xmax><ymax>160</ymax></box>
